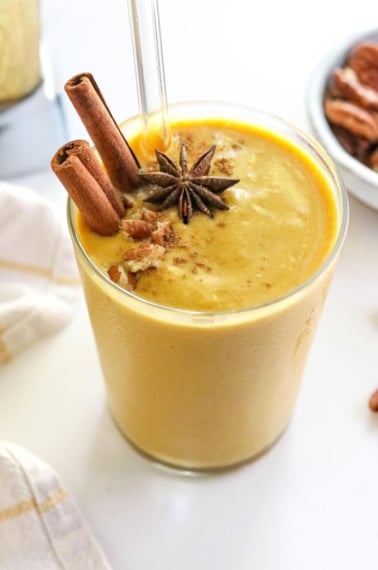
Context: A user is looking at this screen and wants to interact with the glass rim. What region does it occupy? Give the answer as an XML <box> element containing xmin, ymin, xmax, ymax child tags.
<box><xmin>67</xmin><ymin>101</ymin><xmax>349</xmax><ymax>319</ymax></box>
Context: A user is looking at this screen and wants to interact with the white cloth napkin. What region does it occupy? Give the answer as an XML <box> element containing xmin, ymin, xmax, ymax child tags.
<box><xmin>0</xmin><ymin>181</ymin><xmax>80</xmax><ymax>363</ymax></box>
<box><xmin>0</xmin><ymin>442</ymin><xmax>111</xmax><ymax>569</ymax></box>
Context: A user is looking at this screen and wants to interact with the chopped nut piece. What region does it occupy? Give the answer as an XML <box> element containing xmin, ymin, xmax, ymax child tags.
<box><xmin>140</xmin><ymin>207</ymin><xmax>159</xmax><ymax>223</ymax></box>
<box><xmin>127</xmin><ymin>271</ymin><xmax>138</xmax><ymax>291</ymax></box>
<box><xmin>124</xmin><ymin>243</ymin><xmax>165</xmax><ymax>272</ymax></box>
<box><xmin>151</xmin><ymin>221</ymin><xmax>174</xmax><ymax>247</ymax></box>
<box><xmin>108</xmin><ymin>264</ymin><xmax>134</xmax><ymax>289</ymax></box>
<box><xmin>121</xmin><ymin>219</ymin><xmax>154</xmax><ymax>240</ymax></box>
<box><xmin>108</xmin><ymin>264</ymin><xmax>121</xmax><ymax>283</ymax></box>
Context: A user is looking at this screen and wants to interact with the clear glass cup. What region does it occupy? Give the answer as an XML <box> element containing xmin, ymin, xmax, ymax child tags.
<box><xmin>68</xmin><ymin>102</ymin><xmax>348</xmax><ymax>472</ymax></box>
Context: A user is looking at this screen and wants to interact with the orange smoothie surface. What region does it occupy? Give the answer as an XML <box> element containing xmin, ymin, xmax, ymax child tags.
<box><xmin>77</xmin><ymin>117</ymin><xmax>338</xmax><ymax>312</ymax></box>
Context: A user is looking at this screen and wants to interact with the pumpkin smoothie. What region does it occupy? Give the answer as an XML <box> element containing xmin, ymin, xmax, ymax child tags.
<box><xmin>66</xmin><ymin>102</ymin><xmax>347</xmax><ymax>470</ymax></box>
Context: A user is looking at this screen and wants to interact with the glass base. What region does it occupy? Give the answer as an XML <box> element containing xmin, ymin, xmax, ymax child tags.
<box><xmin>111</xmin><ymin>411</ymin><xmax>289</xmax><ymax>475</ymax></box>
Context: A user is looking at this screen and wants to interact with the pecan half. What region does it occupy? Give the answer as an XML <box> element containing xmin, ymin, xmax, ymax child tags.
<box><xmin>333</xmin><ymin>67</ymin><xmax>378</xmax><ymax>110</ymax></box>
<box><xmin>348</xmin><ymin>42</ymin><xmax>378</xmax><ymax>91</ymax></box>
<box><xmin>324</xmin><ymin>99</ymin><xmax>378</xmax><ymax>141</ymax></box>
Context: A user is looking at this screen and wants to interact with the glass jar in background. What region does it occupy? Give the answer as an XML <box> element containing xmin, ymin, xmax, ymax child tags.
<box><xmin>0</xmin><ymin>0</ymin><xmax>41</xmax><ymax>108</ymax></box>
<box><xmin>0</xmin><ymin>0</ymin><xmax>68</xmax><ymax>178</ymax></box>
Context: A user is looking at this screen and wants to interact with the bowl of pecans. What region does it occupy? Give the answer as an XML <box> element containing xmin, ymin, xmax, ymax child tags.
<box><xmin>307</xmin><ymin>29</ymin><xmax>378</xmax><ymax>209</ymax></box>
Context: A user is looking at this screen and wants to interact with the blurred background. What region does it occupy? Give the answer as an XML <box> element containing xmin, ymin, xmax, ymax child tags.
<box><xmin>1</xmin><ymin>0</ymin><xmax>375</xmax><ymax>186</ymax></box>
<box><xmin>39</xmin><ymin>0</ymin><xmax>376</xmax><ymax>141</ymax></box>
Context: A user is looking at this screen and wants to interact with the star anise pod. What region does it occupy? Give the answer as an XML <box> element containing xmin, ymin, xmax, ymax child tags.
<box><xmin>140</xmin><ymin>144</ymin><xmax>239</xmax><ymax>224</ymax></box>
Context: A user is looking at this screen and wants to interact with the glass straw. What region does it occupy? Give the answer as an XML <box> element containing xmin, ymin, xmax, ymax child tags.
<box><xmin>128</xmin><ymin>0</ymin><xmax>170</xmax><ymax>152</ymax></box>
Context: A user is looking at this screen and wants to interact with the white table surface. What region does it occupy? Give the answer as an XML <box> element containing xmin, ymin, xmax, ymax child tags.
<box><xmin>1</xmin><ymin>1</ymin><xmax>378</xmax><ymax>568</ymax></box>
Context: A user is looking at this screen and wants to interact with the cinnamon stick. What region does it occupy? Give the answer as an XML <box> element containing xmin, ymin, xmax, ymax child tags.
<box><xmin>51</xmin><ymin>144</ymin><xmax>121</xmax><ymax>236</ymax></box>
<box><xmin>65</xmin><ymin>72</ymin><xmax>140</xmax><ymax>193</ymax></box>
<box><xmin>61</xmin><ymin>140</ymin><xmax>125</xmax><ymax>217</ymax></box>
